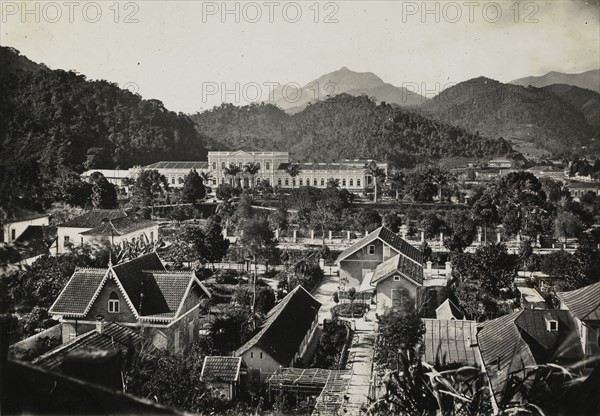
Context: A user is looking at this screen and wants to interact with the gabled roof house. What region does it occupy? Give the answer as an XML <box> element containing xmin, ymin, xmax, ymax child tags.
<box><xmin>49</xmin><ymin>253</ymin><xmax>211</xmax><ymax>354</ymax></box>
<box><xmin>235</xmin><ymin>286</ymin><xmax>321</xmax><ymax>382</ymax></box>
<box><xmin>477</xmin><ymin>309</ymin><xmax>584</xmax><ymax>410</ymax></box>
<box><xmin>337</xmin><ymin>226</ymin><xmax>423</xmax><ymax>288</ymax></box>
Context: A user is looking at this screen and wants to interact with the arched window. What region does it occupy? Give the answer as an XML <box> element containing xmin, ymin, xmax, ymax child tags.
<box><xmin>313</xmin><ymin>178</ymin><xmax>317</xmax><ymax>186</ymax></box>
<box><xmin>108</xmin><ymin>291</ymin><xmax>120</xmax><ymax>313</ymax></box>
<box><xmin>299</xmin><ymin>178</ymin><xmax>303</xmax><ymax>186</ymax></box>
<box><xmin>278</xmin><ymin>178</ymin><xmax>282</xmax><ymax>186</ymax></box>
<box><xmin>285</xmin><ymin>178</ymin><xmax>289</xmax><ymax>186</ymax></box>
<box><xmin>320</xmin><ymin>178</ymin><xmax>325</xmax><ymax>186</ymax></box>
<box><xmin>357</xmin><ymin>178</ymin><xmax>361</xmax><ymax>187</ymax></box>
<box><xmin>342</xmin><ymin>179</ymin><xmax>346</xmax><ymax>186</ymax></box>
<box><xmin>350</xmin><ymin>179</ymin><xmax>354</xmax><ymax>186</ymax></box>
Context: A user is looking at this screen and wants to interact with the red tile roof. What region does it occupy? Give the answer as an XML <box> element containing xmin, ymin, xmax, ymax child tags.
<box><xmin>201</xmin><ymin>356</ymin><xmax>244</xmax><ymax>383</ymax></box>
<box><xmin>557</xmin><ymin>281</ymin><xmax>600</xmax><ymax>321</ymax></box>
<box><xmin>235</xmin><ymin>286</ymin><xmax>320</xmax><ymax>365</ymax></box>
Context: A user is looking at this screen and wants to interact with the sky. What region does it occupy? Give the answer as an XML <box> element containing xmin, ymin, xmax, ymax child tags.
<box><xmin>1</xmin><ymin>0</ymin><xmax>599</xmax><ymax>113</ymax></box>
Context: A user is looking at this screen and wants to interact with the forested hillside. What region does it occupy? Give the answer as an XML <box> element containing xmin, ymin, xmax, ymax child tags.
<box><xmin>542</xmin><ymin>84</ymin><xmax>600</xmax><ymax>129</ymax></box>
<box><xmin>420</xmin><ymin>77</ymin><xmax>596</xmax><ymax>158</ymax></box>
<box><xmin>192</xmin><ymin>94</ymin><xmax>517</xmax><ymax>166</ymax></box>
<box><xmin>0</xmin><ymin>46</ymin><xmax>208</xmax><ymax>209</ymax></box>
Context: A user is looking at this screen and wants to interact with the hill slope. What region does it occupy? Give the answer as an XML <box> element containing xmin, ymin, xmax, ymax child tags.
<box><xmin>0</xmin><ymin>46</ymin><xmax>208</xmax><ymax>207</ymax></box>
<box><xmin>192</xmin><ymin>94</ymin><xmax>517</xmax><ymax>166</ymax></box>
<box><xmin>510</xmin><ymin>69</ymin><xmax>600</xmax><ymax>93</ymax></box>
<box><xmin>268</xmin><ymin>67</ymin><xmax>426</xmax><ymax>113</ymax></box>
<box><xmin>419</xmin><ymin>77</ymin><xmax>596</xmax><ymax>157</ymax></box>
<box><xmin>542</xmin><ymin>84</ymin><xmax>600</xmax><ymax>128</ymax></box>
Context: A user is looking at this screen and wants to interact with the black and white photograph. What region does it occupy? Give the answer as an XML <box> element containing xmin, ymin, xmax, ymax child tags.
<box><xmin>1</xmin><ymin>1</ymin><xmax>600</xmax><ymax>415</ymax></box>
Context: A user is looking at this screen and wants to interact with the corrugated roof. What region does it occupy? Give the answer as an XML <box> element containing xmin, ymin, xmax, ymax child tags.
<box><xmin>144</xmin><ymin>161</ymin><xmax>208</xmax><ymax>170</ymax></box>
<box><xmin>423</xmin><ymin>319</ymin><xmax>479</xmax><ymax>367</ymax></box>
<box><xmin>235</xmin><ymin>286</ymin><xmax>320</xmax><ymax>365</ymax></box>
<box><xmin>276</xmin><ymin>162</ymin><xmax>373</xmax><ymax>172</ymax></box>
<box><xmin>59</xmin><ymin>210</ymin><xmax>127</xmax><ymax>228</ymax></box>
<box><xmin>557</xmin><ymin>281</ymin><xmax>600</xmax><ymax>321</ymax></box>
<box><xmin>201</xmin><ymin>356</ymin><xmax>243</xmax><ymax>383</ymax></box>
<box><xmin>32</xmin><ymin>323</ymin><xmax>139</xmax><ymax>371</ymax></box>
<box><xmin>80</xmin><ymin>216</ymin><xmax>157</xmax><ymax>236</ymax></box>
<box><xmin>567</xmin><ymin>182</ymin><xmax>600</xmax><ymax>190</ymax></box>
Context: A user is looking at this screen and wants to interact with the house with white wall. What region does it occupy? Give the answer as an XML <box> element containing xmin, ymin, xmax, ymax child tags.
<box><xmin>1</xmin><ymin>208</ymin><xmax>49</xmax><ymax>245</ymax></box>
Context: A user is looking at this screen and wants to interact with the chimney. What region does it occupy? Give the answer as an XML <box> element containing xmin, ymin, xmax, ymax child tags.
<box><xmin>95</xmin><ymin>315</ymin><xmax>105</xmax><ymax>334</ymax></box>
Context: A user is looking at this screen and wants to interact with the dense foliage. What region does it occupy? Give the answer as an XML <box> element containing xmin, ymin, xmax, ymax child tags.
<box><xmin>420</xmin><ymin>77</ymin><xmax>597</xmax><ymax>157</ymax></box>
<box><xmin>451</xmin><ymin>244</ymin><xmax>519</xmax><ymax>321</ymax></box>
<box><xmin>0</xmin><ymin>46</ymin><xmax>207</xmax><ymax>211</ymax></box>
<box><xmin>192</xmin><ymin>94</ymin><xmax>517</xmax><ymax>167</ymax></box>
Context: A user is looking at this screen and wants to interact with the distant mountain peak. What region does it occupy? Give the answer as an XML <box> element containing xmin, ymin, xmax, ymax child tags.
<box><xmin>510</xmin><ymin>69</ymin><xmax>600</xmax><ymax>93</ymax></box>
<box><xmin>269</xmin><ymin>67</ymin><xmax>427</xmax><ymax>113</ymax></box>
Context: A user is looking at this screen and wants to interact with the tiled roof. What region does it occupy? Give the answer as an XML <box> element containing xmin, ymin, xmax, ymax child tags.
<box><xmin>236</xmin><ymin>286</ymin><xmax>321</xmax><ymax>365</ymax></box>
<box><xmin>337</xmin><ymin>226</ymin><xmax>423</xmax><ymax>266</ymax></box>
<box><xmin>32</xmin><ymin>323</ymin><xmax>139</xmax><ymax>371</ymax></box>
<box><xmin>423</xmin><ymin>319</ymin><xmax>479</xmax><ymax>367</ymax></box>
<box><xmin>477</xmin><ymin>309</ymin><xmax>584</xmax><ymax>405</ymax></box>
<box><xmin>144</xmin><ymin>161</ymin><xmax>208</xmax><ymax>170</ymax></box>
<box><xmin>370</xmin><ymin>254</ymin><xmax>424</xmax><ymax>286</ymax></box>
<box><xmin>80</xmin><ymin>216</ymin><xmax>157</xmax><ymax>236</ymax></box>
<box><xmin>5</xmin><ymin>207</ymin><xmax>48</xmax><ymax>223</ymax></box>
<box><xmin>112</xmin><ymin>253</ymin><xmax>166</xmax><ymax>312</ymax></box>
<box><xmin>49</xmin><ymin>269</ymin><xmax>107</xmax><ymax>316</ymax></box>
<box><xmin>59</xmin><ymin>210</ymin><xmax>127</xmax><ymax>228</ymax></box>
<box><xmin>139</xmin><ymin>271</ymin><xmax>211</xmax><ymax>318</ymax></box>
<box><xmin>201</xmin><ymin>356</ymin><xmax>244</xmax><ymax>383</ymax></box>
<box><xmin>557</xmin><ymin>281</ymin><xmax>600</xmax><ymax>321</ymax></box>
<box><xmin>49</xmin><ymin>253</ymin><xmax>211</xmax><ymax>321</ymax></box>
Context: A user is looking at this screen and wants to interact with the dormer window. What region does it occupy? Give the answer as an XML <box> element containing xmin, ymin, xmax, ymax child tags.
<box><xmin>108</xmin><ymin>291</ymin><xmax>120</xmax><ymax>313</ymax></box>
<box><xmin>546</xmin><ymin>318</ymin><xmax>558</xmax><ymax>331</ymax></box>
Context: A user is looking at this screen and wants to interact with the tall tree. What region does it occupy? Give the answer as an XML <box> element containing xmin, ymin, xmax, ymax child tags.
<box><xmin>90</xmin><ymin>173</ymin><xmax>118</xmax><ymax>209</ymax></box>
<box><xmin>388</xmin><ymin>171</ymin><xmax>406</xmax><ymax>200</ymax></box>
<box><xmin>181</xmin><ymin>169</ymin><xmax>206</xmax><ymax>203</ymax></box>
<box><xmin>285</xmin><ymin>164</ymin><xmax>302</xmax><ymax>189</ymax></box>
<box><xmin>223</xmin><ymin>163</ymin><xmax>242</xmax><ymax>188</ymax></box>
<box><xmin>201</xmin><ymin>215</ymin><xmax>230</xmax><ymax>268</ymax></box>
<box><xmin>129</xmin><ymin>169</ymin><xmax>169</xmax><ymax>208</ymax></box>
<box><xmin>243</xmin><ymin>162</ymin><xmax>261</xmax><ymax>190</ymax></box>
<box><xmin>364</xmin><ymin>161</ymin><xmax>386</xmax><ymax>202</ymax></box>
<box><xmin>451</xmin><ymin>243</ymin><xmax>518</xmax><ymax>321</ymax></box>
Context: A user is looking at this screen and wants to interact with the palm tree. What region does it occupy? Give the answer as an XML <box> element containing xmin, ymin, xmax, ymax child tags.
<box><xmin>244</xmin><ymin>162</ymin><xmax>261</xmax><ymax>190</ymax></box>
<box><xmin>224</xmin><ymin>163</ymin><xmax>242</xmax><ymax>188</ymax></box>
<box><xmin>199</xmin><ymin>171</ymin><xmax>213</xmax><ymax>186</ymax></box>
<box><xmin>389</xmin><ymin>171</ymin><xmax>406</xmax><ymax>200</ymax></box>
<box><xmin>365</xmin><ymin>161</ymin><xmax>386</xmax><ymax>202</ymax></box>
<box><xmin>285</xmin><ymin>164</ymin><xmax>302</xmax><ymax>189</ymax></box>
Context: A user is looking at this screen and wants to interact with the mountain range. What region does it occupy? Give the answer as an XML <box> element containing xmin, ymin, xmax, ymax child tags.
<box><xmin>268</xmin><ymin>67</ymin><xmax>427</xmax><ymax>113</ymax></box>
<box><xmin>510</xmin><ymin>69</ymin><xmax>600</xmax><ymax>93</ymax></box>
<box><xmin>419</xmin><ymin>77</ymin><xmax>598</xmax><ymax>157</ymax></box>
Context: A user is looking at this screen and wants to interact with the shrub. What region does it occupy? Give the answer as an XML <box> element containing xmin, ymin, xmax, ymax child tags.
<box><xmin>331</xmin><ymin>303</ymin><xmax>366</xmax><ymax>318</ymax></box>
<box><xmin>215</xmin><ymin>269</ymin><xmax>239</xmax><ymax>285</ymax></box>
